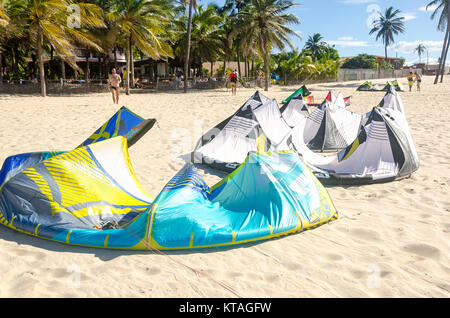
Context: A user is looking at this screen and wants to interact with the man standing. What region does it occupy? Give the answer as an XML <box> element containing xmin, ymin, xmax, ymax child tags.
<box><xmin>407</xmin><ymin>71</ymin><xmax>416</xmax><ymax>92</ymax></box>
<box><xmin>108</xmin><ymin>68</ymin><xmax>121</xmax><ymax>104</ymax></box>
<box><xmin>227</xmin><ymin>70</ymin><xmax>238</xmax><ymax>95</ymax></box>
<box><xmin>414</xmin><ymin>72</ymin><xmax>422</xmax><ymax>92</ymax></box>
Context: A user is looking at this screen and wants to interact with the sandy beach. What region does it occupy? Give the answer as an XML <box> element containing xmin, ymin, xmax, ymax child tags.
<box><xmin>0</xmin><ymin>75</ymin><xmax>448</xmax><ymax>298</ymax></box>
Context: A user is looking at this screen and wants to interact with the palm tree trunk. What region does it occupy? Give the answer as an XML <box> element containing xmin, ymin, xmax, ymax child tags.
<box><xmin>0</xmin><ymin>51</ymin><xmax>3</xmax><ymax>86</ymax></box>
<box><xmin>85</xmin><ymin>49</ymin><xmax>90</xmax><ymax>83</ymax></box>
<box><xmin>114</xmin><ymin>47</ymin><xmax>118</xmax><ymax>69</ymax></box>
<box><xmin>435</xmin><ymin>23</ymin><xmax>449</xmax><ymax>84</ymax></box>
<box><xmin>237</xmin><ymin>50</ymin><xmax>242</xmax><ymax>79</ymax></box>
<box><xmin>99</xmin><ymin>56</ymin><xmax>103</xmax><ymax>84</ymax></box>
<box><xmin>440</xmin><ymin>30</ymin><xmax>450</xmax><ymax>83</ymax></box>
<box><xmin>184</xmin><ymin>0</ymin><xmax>194</xmax><ymax>93</ymax></box>
<box><xmin>385</xmin><ymin>44</ymin><xmax>388</xmax><ymax>61</ymax></box>
<box><xmin>37</xmin><ymin>28</ymin><xmax>46</xmax><ymax>97</ymax></box>
<box><xmin>264</xmin><ymin>52</ymin><xmax>269</xmax><ymax>91</ymax></box>
<box><xmin>210</xmin><ymin>61</ymin><xmax>213</xmax><ymax>77</ymax></box>
<box><xmin>60</xmin><ymin>58</ymin><xmax>66</xmax><ymax>81</ymax></box>
<box><xmin>49</xmin><ymin>46</ymin><xmax>54</xmax><ymax>80</ymax></box>
<box><xmin>130</xmin><ymin>36</ymin><xmax>135</xmax><ymax>87</ymax></box>
<box><xmin>251</xmin><ymin>58</ymin><xmax>254</xmax><ymax>76</ymax></box>
<box><xmin>259</xmin><ymin>34</ymin><xmax>270</xmax><ymax>91</ymax></box>
<box><xmin>441</xmin><ymin>4</ymin><xmax>450</xmax><ymax>83</ymax></box>
<box><xmin>125</xmin><ymin>35</ymin><xmax>131</xmax><ymax>95</ymax></box>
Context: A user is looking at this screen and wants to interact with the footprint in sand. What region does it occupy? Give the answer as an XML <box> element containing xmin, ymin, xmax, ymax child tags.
<box><xmin>282</xmin><ymin>261</ymin><xmax>300</xmax><ymax>271</ymax></box>
<box><xmin>402</xmin><ymin>243</ymin><xmax>441</xmax><ymax>260</ymax></box>
<box><xmin>144</xmin><ymin>267</ymin><xmax>162</xmax><ymax>275</ymax></box>
<box><xmin>325</xmin><ymin>253</ymin><xmax>343</xmax><ymax>261</ymax></box>
<box><xmin>349</xmin><ymin>228</ymin><xmax>381</xmax><ymax>242</ymax></box>
<box><xmin>442</xmin><ymin>223</ymin><xmax>450</xmax><ymax>233</ymax></box>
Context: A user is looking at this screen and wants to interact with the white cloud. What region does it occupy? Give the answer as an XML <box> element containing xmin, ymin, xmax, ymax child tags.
<box><xmin>400</xmin><ymin>13</ymin><xmax>417</xmax><ymax>21</ymax></box>
<box><xmin>328</xmin><ymin>40</ymin><xmax>372</xmax><ymax>47</ymax></box>
<box><xmin>294</xmin><ymin>30</ymin><xmax>303</xmax><ymax>38</ymax></box>
<box><xmin>339</xmin><ymin>0</ymin><xmax>378</xmax><ymax>4</ymax></box>
<box><xmin>328</xmin><ymin>36</ymin><xmax>382</xmax><ymax>47</ymax></box>
<box><xmin>405</xmin><ymin>57</ymin><xmax>450</xmax><ymax>66</ymax></box>
<box><xmin>393</xmin><ymin>40</ymin><xmax>445</xmax><ymax>54</ymax></box>
<box><xmin>419</xmin><ymin>5</ymin><xmax>438</xmax><ymax>12</ymax></box>
<box><xmin>337</xmin><ymin>36</ymin><xmax>356</xmax><ymax>41</ymax></box>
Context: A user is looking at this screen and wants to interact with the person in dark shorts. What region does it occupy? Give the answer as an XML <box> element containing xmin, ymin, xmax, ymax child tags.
<box><xmin>227</xmin><ymin>70</ymin><xmax>238</xmax><ymax>95</ymax></box>
<box><xmin>414</xmin><ymin>72</ymin><xmax>422</xmax><ymax>92</ymax></box>
<box><xmin>108</xmin><ymin>68</ymin><xmax>121</xmax><ymax>104</ymax></box>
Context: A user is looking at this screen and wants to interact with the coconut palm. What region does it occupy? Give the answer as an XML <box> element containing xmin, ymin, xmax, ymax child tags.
<box><xmin>414</xmin><ymin>44</ymin><xmax>427</xmax><ymax>63</ymax></box>
<box><xmin>175</xmin><ymin>5</ymin><xmax>224</xmax><ymax>77</ymax></box>
<box><xmin>0</xmin><ymin>0</ymin><xmax>9</xmax><ymax>85</ymax></box>
<box><xmin>4</xmin><ymin>0</ymin><xmax>105</xmax><ymax>96</ymax></box>
<box><xmin>0</xmin><ymin>0</ymin><xmax>9</xmax><ymax>28</ymax></box>
<box><xmin>304</xmin><ymin>33</ymin><xmax>327</xmax><ymax>60</ymax></box>
<box><xmin>369</xmin><ymin>6</ymin><xmax>405</xmax><ymax>61</ymax></box>
<box><xmin>426</xmin><ymin>0</ymin><xmax>449</xmax><ymax>83</ymax></box>
<box><xmin>107</xmin><ymin>0</ymin><xmax>174</xmax><ymax>95</ymax></box>
<box><xmin>236</xmin><ymin>0</ymin><xmax>301</xmax><ymax>91</ymax></box>
<box><xmin>180</xmin><ymin>0</ymin><xmax>198</xmax><ymax>93</ymax></box>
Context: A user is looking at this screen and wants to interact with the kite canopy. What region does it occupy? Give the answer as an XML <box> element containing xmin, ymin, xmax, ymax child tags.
<box><xmin>309</xmin><ymin>91</ymin><xmax>352</xmax><ymax>107</ymax></box>
<box><xmin>357</xmin><ymin>81</ymin><xmax>374</xmax><ymax>91</ymax></box>
<box><xmin>382</xmin><ymin>80</ymin><xmax>404</xmax><ymax>92</ymax></box>
<box><xmin>146</xmin><ymin>151</ymin><xmax>338</xmax><ymax>249</ymax></box>
<box><xmin>287</xmin><ymin>86</ymin><xmax>419</xmax><ymax>184</ymax></box>
<box><xmin>357</xmin><ymin>80</ymin><xmax>403</xmax><ymax>92</ymax></box>
<box><xmin>0</xmin><ymin>137</ymin><xmax>154</xmax><ymax>249</ymax></box>
<box><xmin>0</xmin><ymin>137</ymin><xmax>338</xmax><ymax>250</ymax></box>
<box><xmin>78</xmin><ymin>106</ymin><xmax>156</xmax><ymax>148</ymax></box>
<box><xmin>302</xmin><ymin>94</ymin><xmax>364</xmax><ymax>152</ymax></box>
<box><xmin>280</xmin><ymin>96</ymin><xmax>311</xmax><ymax>127</ymax></box>
<box><xmin>193</xmin><ymin>91</ymin><xmax>292</xmax><ymax>172</ymax></box>
<box><xmin>282</xmin><ymin>85</ymin><xmax>311</xmax><ymax>104</ymax></box>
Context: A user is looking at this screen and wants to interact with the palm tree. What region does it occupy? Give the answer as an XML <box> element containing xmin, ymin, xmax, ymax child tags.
<box><xmin>0</xmin><ymin>0</ymin><xmax>9</xmax><ymax>85</ymax></box>
<box><xmin>0</xmin><ymin>0</ymin><xmax>8</xmax><ymax>28</ymax></box>
<box><xmin>304</xmin><ymin>33</ymin><xmax>327</xmax><ymax>60</ymax></box>
<box><xmin>369</xmin><ymin>6</ymin><xmax>405</xmax><ymax>61</ymax></box>
<box><xmin>181</xmin><ymin>0</ymin><xmax>197</xmax><ymax>93</ymax></box>
<box><xmin>414</xmin><ymin>44</ymin><xmax>427</xmax><ymax>63</ymax></box>
<box><xmin>108</xmin><ymin>0</ymin><xmax>174</xmax><ymax>95</ymax></box>
<box><xmin>5</xmin><ymin>0</ymin><xmax>105</xmax><ymax>96</ymax></box>
<box><xmin>175</xmin><ymin>5</ymin><xmax>224</xmax><ymax>77</ymax></box>
<box><xmin>236</xmin><ymin>0</ymin><xmax>300</xmax><ymax>91</ymax></box>
<box><xmin>427</xmin><ymin>0</ymin><xmax>449</xmax><ymax>83</ymax></box>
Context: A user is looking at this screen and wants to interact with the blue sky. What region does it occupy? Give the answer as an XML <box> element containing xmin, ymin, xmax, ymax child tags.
<box><xmin>208</xmin><ymin>0</ymin><xmax>449</xmax><ymax>66</ymax></box>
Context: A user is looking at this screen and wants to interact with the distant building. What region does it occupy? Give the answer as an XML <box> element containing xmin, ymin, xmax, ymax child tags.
<box><xmin>411</xmin><ymin>63</ymin><xmax>450</xmax><ymax>76</ymax></box>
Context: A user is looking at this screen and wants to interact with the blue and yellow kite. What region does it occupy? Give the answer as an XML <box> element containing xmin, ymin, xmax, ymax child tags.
<box><xmin>0</xmin><ymin>107</ymin><xmax>338</xmax><ymax>250</ymax></box>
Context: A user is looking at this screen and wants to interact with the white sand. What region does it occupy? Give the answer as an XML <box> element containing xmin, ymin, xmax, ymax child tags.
<box><xmin>0</xmin><ymin>76</ymin><xmax>448</xmax><ymax>298</ymax></box>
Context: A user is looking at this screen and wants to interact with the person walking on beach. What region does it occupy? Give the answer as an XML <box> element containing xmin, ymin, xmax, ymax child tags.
<box><xmin>415</xmin><ymin>72</ymin><xmax>422</xmax><ymax>92</ymax></box>
<box><xmin>407</xmin><ymin>72</ymin><xmax>416</xmax><ymax>92</ymax></box>
<box><xmin>108</xmin><ymin>68</ymin><xmax>121</xmax><ymax>104</ymax></box>
<box><xmin>227</xmin><ymin>70</ymin><xmax>238</xmax><ymax>95</ymax></box>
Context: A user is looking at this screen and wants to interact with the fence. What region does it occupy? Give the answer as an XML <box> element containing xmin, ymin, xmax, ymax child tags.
<box><xmin>337</xmin><ymin>68</ymin><xmax>423</xmax><ymax>82</ymax></box>
<box><xmin>0</xmin><ymin>67</ymin><xmax>430</xmax><ymax>95</ymax></box>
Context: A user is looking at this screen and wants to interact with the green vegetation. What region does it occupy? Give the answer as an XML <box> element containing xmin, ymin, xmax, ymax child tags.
<box><xmin>369</xmin><ymin>6</ymin><xmax>405</xmax><ymax>60</ymax></box>
<box><xmin>342</xmin><ymin>54</ymin><xmax>378</xmax><ymax>69</ymax></box>
<box><xmin>2</xmin><ymin>0</ymin><xmax>446</xmax><ymax>95</ymax></box>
